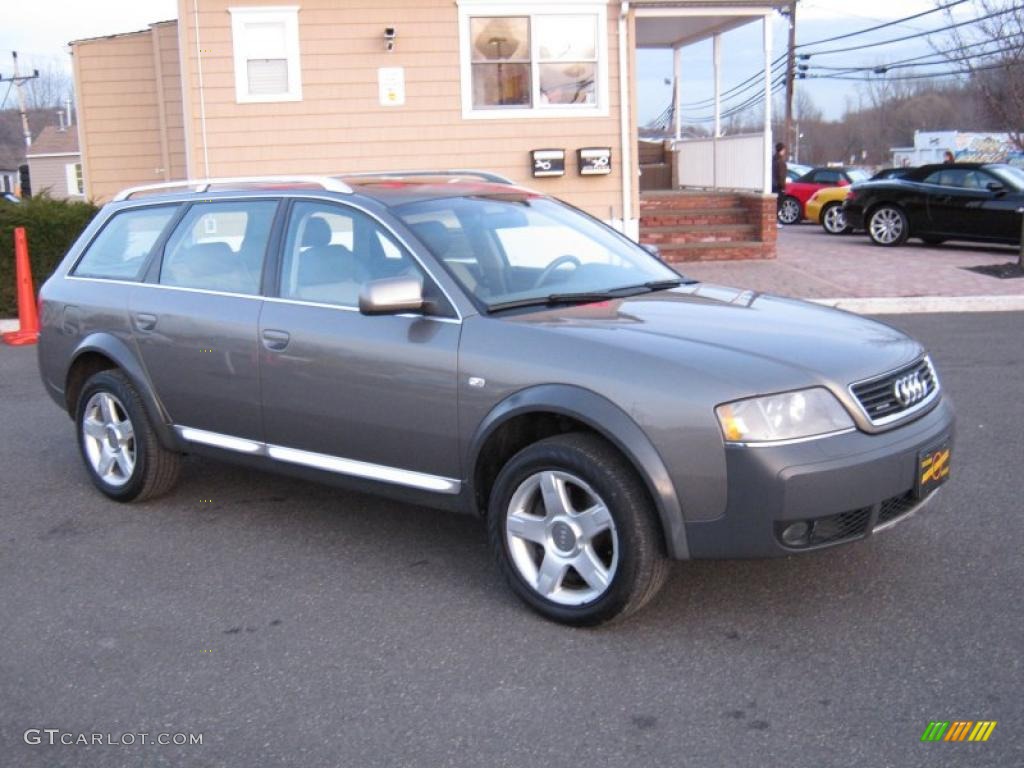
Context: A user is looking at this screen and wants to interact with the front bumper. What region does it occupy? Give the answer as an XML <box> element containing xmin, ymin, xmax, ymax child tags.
<box><xmin>685</xmin><ymin>396</ymin><xmax>955</xmax><ymax>558</ymax></box>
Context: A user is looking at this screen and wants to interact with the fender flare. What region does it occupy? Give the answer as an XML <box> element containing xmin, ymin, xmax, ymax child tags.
<box><xmin>67</xmin><ymin>333</ymin><xmax>179</xmax><ymax>451</ymax></box>
<box><xmin>466</xmin><ymin>384</ymin><xmax>689</xmax><ymax>559</ymax></box>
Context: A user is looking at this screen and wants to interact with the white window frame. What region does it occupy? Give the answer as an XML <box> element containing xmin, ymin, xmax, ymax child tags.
<box><xmin>65</xmin><ymin>162</ymin><xmax>84</xmax><ymax>196</ymax></box>
<box><xmin>457</xmin><ymin>0</ymin><xmax>609</xmax><ymax>120</ymax></box>
<box><xmin>229</xmin><ymin>6</ymin><xmax>303</xmax><ymax>104</ymax></box>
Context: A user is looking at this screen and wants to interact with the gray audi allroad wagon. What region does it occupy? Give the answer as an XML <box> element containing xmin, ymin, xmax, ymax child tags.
<box><xmin>37</xmin><ymin>172</ymin><xmax>955</xmax><ymax>625</ymax></box>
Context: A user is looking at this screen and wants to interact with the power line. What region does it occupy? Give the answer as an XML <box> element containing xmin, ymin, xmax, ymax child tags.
<box><xmin>681</xmin><ymin>77</ymin><xmax>787</xmax><ymax>123</ymax></box>
<box><xmin>804</xmin><ymin>58</ymin><xmax>1017</xmax><ymax>82</ymax></box>
<box><xmin>795</xmin><ymin>0</ymin><xmax>971</xmax><ymax>49</ymax></box>
<box><xmin>676</xmin><ymin>55</ymin><xmax>787</xmax><ymax>109</ymax></box>
<box><xmin>806</xmin><ymin>41</ymin><xmax>1023</xmax><ymax>73</ymax></box>
<box><xmin>798</xmin><ymin>3</ymin><xmax>1024</xmax><ymax>58</ymax></box>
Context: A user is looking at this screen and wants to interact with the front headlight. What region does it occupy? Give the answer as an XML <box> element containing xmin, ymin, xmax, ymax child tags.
<box><xmin>716</xmin><ymin>387</ymin><xmax>854</xmax><ymax>444</ymax></box>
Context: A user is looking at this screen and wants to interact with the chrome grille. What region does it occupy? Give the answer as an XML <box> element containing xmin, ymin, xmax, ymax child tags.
<box><xmin>850</xmin><ymin>357</ymin><xmax>939</xmax><ymax>426</ymax></box>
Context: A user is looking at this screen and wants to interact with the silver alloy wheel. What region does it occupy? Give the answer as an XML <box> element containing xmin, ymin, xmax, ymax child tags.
<box><xmin>81</xmin><ymin>392</ymin><xmax>136</xmax><ymax>487</ymax></box>
<box><xmin>505</xmin><ymin>470</ymin><xmax>619</xmax><ymax>606</ymax></box>
<box><xmin>822</xmin><ymin>204</ymin><xmax>847</xmax><ymax>234</ymax></box>
<box><xmin>778</xmin><ymin>197</ymin><xmax>801</xmax><ymax>225</ymax></box>
<box><xmin>870</xmin><ymin>207</ymin><xmax>904</xmax><ymax>244</ymax></box>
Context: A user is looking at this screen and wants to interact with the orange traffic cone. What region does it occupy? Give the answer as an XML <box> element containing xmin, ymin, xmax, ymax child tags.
<box><xmin>2</xmin><ymin>227</ymin><xmax>40</xmax><ymax>346</ymax></box>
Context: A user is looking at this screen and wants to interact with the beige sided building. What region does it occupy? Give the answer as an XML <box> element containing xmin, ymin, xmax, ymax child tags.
<box><xmin>71</xmin><ymin>0</ymin><xmax>784</xmax><ymax>253</ymax></box>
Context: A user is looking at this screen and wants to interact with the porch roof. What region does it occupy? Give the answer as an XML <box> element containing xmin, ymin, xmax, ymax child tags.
<box><xmin>633</xmin><ymin>1</ymin><xmax>788</xmax><ymax>49</ymax></box>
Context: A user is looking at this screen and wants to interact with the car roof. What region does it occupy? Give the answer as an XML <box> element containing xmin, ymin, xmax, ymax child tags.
<box><xmin>341</xmin><ymin>175</ymin><xmax>539</xmax><ymax>207</ymax></box>
<box><xmin>109</xmin><ymin>171</ymin><xmax>540</xmax><ymax>209</ymax></box>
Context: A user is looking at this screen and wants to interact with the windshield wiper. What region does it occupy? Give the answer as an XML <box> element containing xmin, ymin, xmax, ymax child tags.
<box><xmin>487</xmin><ymin>278</ymin><xmax>692</xmax><ymax>313</ymax></box>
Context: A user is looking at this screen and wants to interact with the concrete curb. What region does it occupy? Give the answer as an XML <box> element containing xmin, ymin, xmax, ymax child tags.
<box><xmin>811</xmin><ymin>295</ymin><xmax>1024</xmax><ymax>315</ymax></box>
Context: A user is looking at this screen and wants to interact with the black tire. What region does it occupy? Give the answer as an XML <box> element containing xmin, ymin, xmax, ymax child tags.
<box><xmin>821</xmin><ymin>201</ymin><xmax>852</xmax><ymax>235</ymax></box>
<box><xmin>921</xmin><ymin>236</ymin><xmax>946</xmax><ymax>246</ymax></box>
<box><xmin>487</xmin><ymin>433</ymin><xmax>670</xmax><ymax>626</ymax></box>
<box><xmin>76</xmin><ymin>370</ymin><xmax>181</xmax><ymax>502</ymax></box>
<box><xmin>778</xmin><ymin>195</ymin><xmax>802</xmax><ymax>225</ymax></box>
<box><xmin>866</xmin><ymin>204</ymin><xmax>909</xmax><ymax>247</ymax></box>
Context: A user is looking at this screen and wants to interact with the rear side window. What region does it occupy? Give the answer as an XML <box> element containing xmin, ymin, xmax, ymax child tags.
<box><xmin>160</xmin><ymin>200</ymin><xmax>278</xmax><ymax>295</ymax></box>
<box><xmin>72</xmin><ymin>206</ymin><xmax>179</xmax><ymax>280</ymax></box>
<box><xmin>924</xmin><ymin>168</ymin><xmax>967</xmax><ymax>187</ymax></box>
<box><xmin>811</xmin><ymin>170</ymin><xmax>841</xmax><ymax>184</ymax></box>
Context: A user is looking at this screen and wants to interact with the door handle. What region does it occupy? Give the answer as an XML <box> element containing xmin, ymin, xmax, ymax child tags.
<box><xmin>261</xmin><ymin>329</ymin><xmax>290</xmax><ymax>351</ymax></box>
<box><xmin>134</xmin><ymin>312</ymin><xmax>157</xmax><ymax>332</ymax></box>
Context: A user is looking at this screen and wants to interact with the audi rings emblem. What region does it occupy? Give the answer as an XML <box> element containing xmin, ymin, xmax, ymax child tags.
<box><xmin>893</xmin><ymin>372</ymin><xmax>928</xmax><ymax>406</ymax></box>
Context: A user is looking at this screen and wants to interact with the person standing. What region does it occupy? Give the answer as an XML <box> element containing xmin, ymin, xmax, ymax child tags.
<box><xmin>943</xmin><ymin>150</ymin><xmax>956</xmax><ymax>164</ymax></box>
<box><xmin>772</xmin><ymin>143</ymin><xmax>788</xmax><ymax>226</ymax></box>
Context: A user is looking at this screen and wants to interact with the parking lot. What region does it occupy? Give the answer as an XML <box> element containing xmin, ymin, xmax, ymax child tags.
<box><xmin>1</xmin><ymin>311</ymin><xmax>1022</xmax><ymax>768</ymax></box>
<box><xmin>682</xmin><ymin>223</ymin><xmax>1024</xmax><ymax>300</ymax></box>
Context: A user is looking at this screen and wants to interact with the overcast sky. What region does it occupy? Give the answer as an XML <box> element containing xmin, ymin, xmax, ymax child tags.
<box><xmin>0</xmin><ymin>0</ymin><xmax>981</xmax><ymax>122</ymax></box>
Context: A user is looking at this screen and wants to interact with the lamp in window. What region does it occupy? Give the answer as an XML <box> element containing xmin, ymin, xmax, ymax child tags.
<box><xmin>471</xmin><ymin>17</ymin><xmax>529</xmax><ymax>107</ymax></box>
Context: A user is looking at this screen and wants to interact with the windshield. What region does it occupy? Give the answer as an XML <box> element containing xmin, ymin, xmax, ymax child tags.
<box><xmin>989</xmin><ymin>165</ymin><xmax>1024</xmax><ymax>190</ymax></box>
<box><xmin>395</xmin><ymin>195</ymin><xmax>681</xmax><ymax>310</ymax></box>
<box><xmin>847</xmin><ymin>169</ymin><xmax>871</xmax><ymax>183</ymax></box>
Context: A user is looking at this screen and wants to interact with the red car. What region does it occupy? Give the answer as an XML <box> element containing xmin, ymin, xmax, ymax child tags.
<box><xmin>778</xmin><ymin>167</ymin><xmax>871</xmax><ymax>224</ymax></box>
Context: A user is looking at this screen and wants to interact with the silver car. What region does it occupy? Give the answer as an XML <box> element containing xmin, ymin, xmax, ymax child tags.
<box><xmin>37</xmin><ymin>173</ymin><xmax>955</xmax><ymax>625</ymax></box>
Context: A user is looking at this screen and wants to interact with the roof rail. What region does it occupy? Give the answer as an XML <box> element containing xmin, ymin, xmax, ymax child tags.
<box><xmin>113</xmin><ymin>175</ymin><xmax>353</xmax><ymax>201</ymax></box>
<box><xmin>342</xmin><ymin>169</ymin><xmax>516</xmax><ymax>185</ymax></box>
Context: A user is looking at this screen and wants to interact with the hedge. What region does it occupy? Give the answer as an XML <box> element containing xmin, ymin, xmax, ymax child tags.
<box><xmin>0</xmin><ymin>195</ymin><xmax>100</xmax><ymax>317</ymax></box>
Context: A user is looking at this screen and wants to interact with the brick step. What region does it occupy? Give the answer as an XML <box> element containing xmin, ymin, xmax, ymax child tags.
<box><xmin>640</xmin><ymin>193</ymin><xmax>745</xmax><ymax>211</ymax></box>
<box><xmin>640</xmin><ymin>223</ymin><xmax>759</xmax><ymax>245</ymax></box>
<box><xmin>650</xmin><ymin>240</ymin><xmax>775</xmax><ymax>262</ymax></box>
<box><xmin>640</xmin><ymin>207</ymin><xmax>749</xmax><ymax>227</ymax></box>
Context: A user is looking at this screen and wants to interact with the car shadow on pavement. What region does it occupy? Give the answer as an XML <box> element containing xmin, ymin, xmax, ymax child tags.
<box><xmin>159</xmin><ymin>454</ymin><xmax>939</xmax><ymax>635</ymax></box>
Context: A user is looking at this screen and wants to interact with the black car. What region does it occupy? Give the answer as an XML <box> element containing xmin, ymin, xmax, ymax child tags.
<box><xmin>844</xmin><ymin>163</ymin><xmax>1024</xmax><ymax>247</ymax></box>
<box><xmin>870</xmin><ymin>167</ymin><xmax>913</xmax><ymax>181</ymax></box>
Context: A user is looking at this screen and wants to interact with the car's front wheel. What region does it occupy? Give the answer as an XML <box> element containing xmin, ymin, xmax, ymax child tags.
<box><xmin>487</xmin><ymin>433</ymin><xmax>669</xmax><ymax>626</ymax></box>
<box><xmin>821</xmin><ymin>201</ymin><xmax>852</xmax><ymax>234</ymax></box>
<box><xmin>867</xmin><ymin>205</ymin><xmax>909</xmax><ymax>246</ymax></box>
<box><xmin>76</xmin><ymin>370</ymin><xmax>181</xmax><ymax>502</ymax></box>
<box><xmin>778</xmin><ymin>196</ymin><xmax>802</xmax><ymax>225</ymax></box>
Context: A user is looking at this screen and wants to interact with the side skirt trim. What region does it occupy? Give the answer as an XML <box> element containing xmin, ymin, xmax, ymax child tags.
<box><xmin>174</xmin><ymin>425</ymin><xmax>461</xmax><ymax>494</ymax></box>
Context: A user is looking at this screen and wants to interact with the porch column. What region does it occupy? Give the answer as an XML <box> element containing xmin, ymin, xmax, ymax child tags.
<box><xmin>673</xmin><ymin>46</ymin><xmax>682</xmax><ymax>141</ymax></box>
<box><xmin>762</xmin><ymin>13</ymin><xmax>773</xmax><ymax>195</ymax></box>
<box><xmin>713</xmin><ymin>33</ymin><xmax>721</xmax><ymax>138</ymax></box>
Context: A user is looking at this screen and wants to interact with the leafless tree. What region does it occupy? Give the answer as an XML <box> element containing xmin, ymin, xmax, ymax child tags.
<box><xmin>935</xmin><ymin>0</ymin><xmax>1024</xmax><ymax>149</ymax></box>
<box><xmin>23</xmin><ymin>62</ymin><xmax>74</xmax><ymax>111</ymax></box>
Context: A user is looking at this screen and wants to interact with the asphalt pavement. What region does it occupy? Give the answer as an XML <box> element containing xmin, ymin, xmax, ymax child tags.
<box><xmin>1</xmin><ymin>312</ymin><xmax>1021</xmax><ymax>768</ymax></box>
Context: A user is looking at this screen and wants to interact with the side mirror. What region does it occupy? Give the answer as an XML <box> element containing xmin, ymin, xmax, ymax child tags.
<box><xmin>987</xmin><ymin>181</ymin><xmax>1006</xmax><ymax>195</ymax></box>
<box><xmin>359</xmin><ymin>276</ymin><xmax>424</xmax><ymax>315</ymax></box>
<box><xmin>642</xmin><ymin>243</ymin><xmax>663</xmax><ymax>261</ymax></box>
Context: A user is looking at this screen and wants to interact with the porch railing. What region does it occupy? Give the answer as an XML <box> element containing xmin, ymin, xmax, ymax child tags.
<box><xmin>670</xmin><ymin>133</ymin><xmax>766</xmax><ymax>192</ymax></box>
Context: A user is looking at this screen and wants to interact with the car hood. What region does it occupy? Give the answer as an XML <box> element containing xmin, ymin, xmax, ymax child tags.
<box><xmin>501</xmin><ymin>284</ymin><xmax>922</xmax><ymax>388</ymax></box>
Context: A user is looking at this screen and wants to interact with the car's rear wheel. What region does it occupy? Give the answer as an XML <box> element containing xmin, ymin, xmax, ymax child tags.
<box><xmin>76</xmin><ymin>370</ymin><xmax>181</xmax><ymax>502</ymax></box>
<box><xmin>821</xmin><ymin>202</ymin><xmax>852</xmax><ymax>234</ymax></box>
<box><xmin>867</xmin><ymin>205</ymin><xmax>909</xmax><ymax>246</ymax></box>
<box><xmin>778</xmin><ymin>196</ymin><xmax>802</xmax><ymax>225</ymax></box>
<box><xmin>487</xmin><ymin>433</ymin><xmax>669</xmax><ymax>626</ymax></box>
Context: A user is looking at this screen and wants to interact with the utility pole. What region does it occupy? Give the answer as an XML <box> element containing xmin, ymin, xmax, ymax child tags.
<box><xmin>2</xmin><ymin>52</ymin><xmax>39</xmax><ymax>148</ymax></box>
<box><xmin>783</xmin><ymin>0</ymin><xmax>798</xmax><ymax>157</ymax></box>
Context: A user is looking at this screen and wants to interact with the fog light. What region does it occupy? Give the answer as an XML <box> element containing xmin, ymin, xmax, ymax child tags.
<box><xmin>781</xmin><ymin>521</ymin><xmax>810</xmax><ymax>547</ymax></box>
